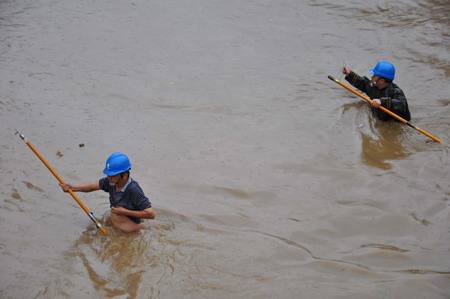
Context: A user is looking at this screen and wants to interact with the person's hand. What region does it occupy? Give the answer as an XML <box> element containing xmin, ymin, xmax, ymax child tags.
<box><xmin>59</xmin><ymin>183</ymin><xmax>72</xmax><ymax>192</ymax></box>
<box><xmin>342</xmin><ymin>66</ymin><xmax>351</xmax><ymax>75</ymax></box>
<box><xmin>111</xmin><ymin>206</ymin><xmax>128</xmax><ymax>215</ymax></box>
<box><xmin>371</xmin><ymin>99</ymin><xmax>382</xmax><ymax>108</ymax></box>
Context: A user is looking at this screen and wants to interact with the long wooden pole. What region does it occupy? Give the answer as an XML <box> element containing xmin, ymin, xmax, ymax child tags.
<box><xmin>15</xmin><ymin>130</ymin><xmax>108</xmax><ymax>235</ymax></box>
<box><xmin>328</xmin><ymin>75</ymin><xmax>443</xmax><ymax>143</ymax></box>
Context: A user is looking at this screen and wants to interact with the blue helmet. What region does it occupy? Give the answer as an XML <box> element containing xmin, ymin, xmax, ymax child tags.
<box><xmin>369</xmin><ymin>61</ymin><xmax>395</xmax><ymax>80</ymax></box>
<box><xmin>103</xmin><ymin>152</ymin><xmax>132</xmax><ymax>176</ymax></box>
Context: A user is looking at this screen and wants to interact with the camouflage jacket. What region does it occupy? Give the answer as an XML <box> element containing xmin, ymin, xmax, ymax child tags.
<box><xmin>345</xmin><ymin>71</ymin><xmax>411</xmax><ymax>121</ymax></box>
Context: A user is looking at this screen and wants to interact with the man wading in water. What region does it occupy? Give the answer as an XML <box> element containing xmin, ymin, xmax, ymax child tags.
<box><xmin>343</xmin><ymin>61</ymin><xmax>411</xmax><ymax>122</ymax></box>
<box><xmin>60</xmin><ymin>152</ymin><xmax>155</xmax><ymax>233</ymax></box>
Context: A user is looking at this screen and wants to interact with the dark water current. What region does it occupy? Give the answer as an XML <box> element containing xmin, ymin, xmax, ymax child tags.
<box><xmin>1</xmin><ymin>0</ymin><xmax>449</xmax><ymax>298</ymax></box>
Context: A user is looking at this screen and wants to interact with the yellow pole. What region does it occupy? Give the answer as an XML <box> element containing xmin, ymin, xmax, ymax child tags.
<box><xmin>328</xmin><ymin>75</ymin><xmax>443</xmax><ymax>143</ymax></box>
<box><xmin>16</xmin><ymin>131</ymin><xmax>108</xmax><ymax>235</ymax></box>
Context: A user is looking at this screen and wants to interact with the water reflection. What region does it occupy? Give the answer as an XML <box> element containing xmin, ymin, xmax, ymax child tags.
<box><xmin>360</xmin><ymin>116</ymin><xmax>410</xmax><ymax>170</ymax></box>
<box><xmin>341</xmin><ymin>100</ymin><xmax>411</xmax><ymax>170</ymax></box>
<box><xmin>67</xmin><ymin>215</ymin><xmax>178</xmax><ymax>298</ymax></box>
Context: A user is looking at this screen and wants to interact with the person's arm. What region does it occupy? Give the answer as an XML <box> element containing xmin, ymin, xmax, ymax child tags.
<box><xmin>60</xmin><ymin>181</ymin><xmax>100</xmax><ymax>193</ymax></box>
<box><xmin>380</xmin><ymin>87</ymin><xmax>410</xmax><ymax>121</ymax></box>
<box><xmin>343</xmin><ymin>69</ymin><xmax>372</xmax><ymax>93</ymax></box>
<box><xmin>111</xmin><ymin>206</ymin><xmax>155</xmax><ymax>219</ymax></box>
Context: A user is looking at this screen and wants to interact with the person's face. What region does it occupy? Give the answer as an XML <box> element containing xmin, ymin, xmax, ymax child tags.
<box><xmin>107</xmin><ymin>173</ymin><xmax>124</xmax><ymax>186</ymax></box>
<box><xmin>371</xmin><ymin>75</ymin><xmax>384</xmax><ymax>88</ymax></box>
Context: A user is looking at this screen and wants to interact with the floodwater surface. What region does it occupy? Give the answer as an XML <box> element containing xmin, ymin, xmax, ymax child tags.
<box><xmin>1</xmin><ymin>0</ymin><xmax>449</xmax><ymax>298</ymax></box>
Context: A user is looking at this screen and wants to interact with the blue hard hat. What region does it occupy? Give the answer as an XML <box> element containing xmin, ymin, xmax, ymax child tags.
<box><xmin>369</xmin><ymin>61</ymin><xmax>395</xmax><ymax>80</ymax></box>
<box><xmin>103</xmin><ymin>152</ymin><xmax>132</xmax><ymax>176</ymax></box>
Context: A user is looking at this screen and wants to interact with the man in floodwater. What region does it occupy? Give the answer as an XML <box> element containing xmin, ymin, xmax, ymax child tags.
<box><xmin>343</xmin><ymin>61</ymin><xmax>411</xmax><ymax>121</ymax></box>
<box><xmin>60</xmin><ymin>152</ymin><xmax>155</xmax><ymax>233</ymax></box>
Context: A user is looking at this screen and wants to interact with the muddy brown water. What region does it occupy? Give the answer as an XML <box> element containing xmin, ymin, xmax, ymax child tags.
<box><xmin>1</xmin><ymin>0</ymin><xmax>449</xmax><ymax>298</ymax></box>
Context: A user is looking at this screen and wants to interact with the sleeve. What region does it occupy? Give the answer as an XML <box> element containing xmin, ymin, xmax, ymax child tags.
<box><xmin>380</xmin><ymin>86</ymin><xmax>411</xmax><ymax>121</ymax></box>
<box><xmin>130</xmin><ymin>183</ymin><xmax>152</xmax><ymax>210</ymax></box>
<box><xmin>345</xmin><ymin>71</ymin><xmax>372</xmax><ymax>93</ymax></box>
<box><xmin>98</xmin><ymin>177</ymin><xmax>110</xmax><ymax>192</ymax></box>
